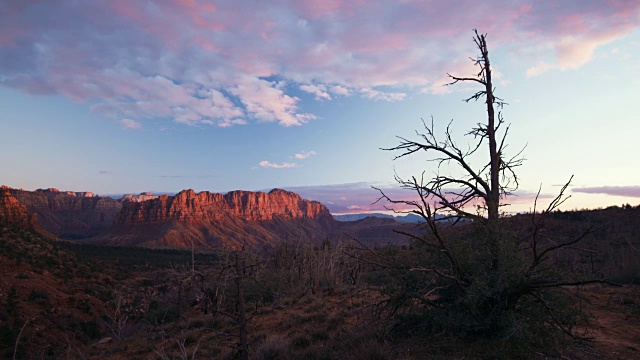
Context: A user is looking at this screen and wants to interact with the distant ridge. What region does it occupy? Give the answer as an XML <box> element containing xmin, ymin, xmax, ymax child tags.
<box><xmin>331</xmin><ymin>212</ymin><xmax>465</xmax><ymax>223</ymax></box>
<box><xmin>4</xmin><ymin>186</ymin><xmax>412</xmax><ymax>248</ymax></box>
<box><xmin>332</xmin><ymin>212</ymin><xmax>421</xmax><ymax>223</ymax></box>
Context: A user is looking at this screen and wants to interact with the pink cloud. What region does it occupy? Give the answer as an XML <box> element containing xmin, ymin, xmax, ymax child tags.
<box><xmin>1</xmin><ymin>0</ymin><xmax>639</xmax><ymax>127</ymax></box>
<box><xmin>120</xmin><ymin>119</ymin><xmax>142</xmax><ymax>129</ymax></box>
<box><xmin>293</xmin><ymin>151</ymin><xmax>317</xmax><ymax>159</ymax></box>
<box><xmin>360</xmin><ymin>88</ymin><xmax>407</xmax><ymax>102</ymax></box>
<box><xmin>526</xmin><ymin>31</ymin><xmax>628</xmax><ymax>77</ymax></box>
<box><xmin>230</xmin><ymin>76</ymin><xmax>314</xmax><ymax>126</ymax></box>
<box><xmin>292</xmin><ymin>0</ymin><xmax>368</xmax><ymax>19</ymax></box>
<box><xmin>299</xmin><ymin>84</ymin><xmax>331</xmax><ymax>100</ymax></box>
<box><xmin>330</xmin><ymin>85</ymin><xmax>350</xmax><ymax>96</ymax></box>
<box><xmin>259</xmin><ymin>160</ymin><xmax>298</xmax><ymax>169</ymax></box>
<box><xmin>573</xmin><ymin>186</ymin><xmax>640</xmax><ymax>198</ymax></box>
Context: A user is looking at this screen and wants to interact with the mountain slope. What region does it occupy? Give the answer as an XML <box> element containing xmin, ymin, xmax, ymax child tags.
<box><xmin>7</xmin><ymin>187</ymin><xmax>122</xmax><ymax>238</ymax></box>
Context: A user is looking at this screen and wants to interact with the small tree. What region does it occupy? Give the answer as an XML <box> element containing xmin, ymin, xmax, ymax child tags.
<box><xmin>373</xmin><ymin>30</ymin><xmax>611</xmax><ymax>349</ymax></box>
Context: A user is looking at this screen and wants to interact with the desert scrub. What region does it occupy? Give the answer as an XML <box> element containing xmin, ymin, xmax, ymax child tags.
<box><xmin>291</xmin><ymin>334</ymin><xmax>311</xmax><ymax>350</ymax></box>
<box><xmin>255</xmin><ymin>335</ymin><xmax>291</xmax><ymax>360</ymax></box>
<box><xmin>27</xmin><ymin>289</ymin><xmax>51</xmax><ymax>308</ymax></box>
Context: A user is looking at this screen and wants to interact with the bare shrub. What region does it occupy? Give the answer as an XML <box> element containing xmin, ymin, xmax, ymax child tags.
<box><xmin>254</xmin><ymin>335</ymin><xmax>291</xmax><ymax>360</ymax></box>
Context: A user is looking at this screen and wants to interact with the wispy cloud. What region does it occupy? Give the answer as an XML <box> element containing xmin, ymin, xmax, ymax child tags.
<box><xmin>526</xmin><ymin>29</ymin><xmax>628</xmax><ymax>77</ymax></box>
<box><xmin>330</xmin><ymin>85</ymin><xmax>350</xmax><ymax>96</ymax></box>
<box><xmin>259</xmin><ymin>160</ymin><xmax>298</xmax><ymax>169</ymax></box>
<box><xmin>120</xmin><ymin>119</ymin><xmax>142</xmax><ymax>129</ymax></box>
<box><xmin>572</xmin><ymin>186</ymin><xmax>640</xmax><ymax>198</ymax></box>
<box><xmin>98</xmin><ymin>170</ymin><xmax>112</xmax><ymax>174</ymax></box>
<box><xmin>293</xmin><ymin>151</ymin><xmax>317</xmax><ymax>160</ymax></box>
<box><xmin>360</xmin><ymin>88</ymin><xmax>407</xmax><ymax>102</ymax></box>
<box><xmin>259</xmin><ymin>151</ymin><xmax>316</xmax><ymax>169</ymax></box>
<box><xmin>300</xmin><ymin>84</ymin><xmax>331</xmax><ymax>100</ymax></box>
<box><xmin>155</xmin><ymin>175</ymin><xmax>215</xmax><ymax>179</ymax></box>
<box><xmin>1</xmin><ymin>1</ymin><xmax>638</xmax><ymax>127</ymax></box>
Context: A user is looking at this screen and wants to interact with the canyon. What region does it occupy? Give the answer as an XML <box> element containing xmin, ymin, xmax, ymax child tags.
<box><xmin>1</xmin><ymin>185</ymin><xmax>409</xmax><ymax>249</ymax></box>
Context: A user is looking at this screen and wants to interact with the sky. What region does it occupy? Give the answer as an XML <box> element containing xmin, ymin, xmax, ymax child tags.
<box><xmin>1</xmin><ymin>0</ymin><xmax>640</xmax><ymax>214</ymax></box>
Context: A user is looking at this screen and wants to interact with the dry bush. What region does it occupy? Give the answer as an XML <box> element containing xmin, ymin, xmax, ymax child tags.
<box><xmin>254</xmin><ymin>335</ymin><xmax>291</xmax><ymax>360</ymax></box>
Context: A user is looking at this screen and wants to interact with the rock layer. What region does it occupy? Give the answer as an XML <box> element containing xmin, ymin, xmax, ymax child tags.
<box><xmin>98</xmin><ymin>189</ymin><xmax>335</xmax><ymax>249</ymax></box>
<box><xmin>115</xmin><ymin>188</ymin><xmax>332</xmax><ymax>225</ymax></box>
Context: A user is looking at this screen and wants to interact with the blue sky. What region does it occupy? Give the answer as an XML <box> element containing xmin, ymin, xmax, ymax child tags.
<box><xmin>1</xmin><ymin>1</ymin><xmax>640</xmax><ymax>213</ymax></box>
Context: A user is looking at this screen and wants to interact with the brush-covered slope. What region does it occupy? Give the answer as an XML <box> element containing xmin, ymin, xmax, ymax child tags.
<box><xmin>0</xmin><ymin>219</ymin><xmax>109</xmax><ymax>358</ymax></box>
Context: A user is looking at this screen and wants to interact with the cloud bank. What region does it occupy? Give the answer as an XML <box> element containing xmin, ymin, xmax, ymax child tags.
<box><xmin>284</xmin><ymin>182</ymin><xmax>554</xmax><ymax>214</ymax></box>
<box><xmin>1</xmin><ymin>1</ymin><xmax>639</xmax><ymax>128</ymax></box>
<box><xmin>573</xmin><ymin>186</ymin><xmax>640</xmax><ymax>198</ymax></box>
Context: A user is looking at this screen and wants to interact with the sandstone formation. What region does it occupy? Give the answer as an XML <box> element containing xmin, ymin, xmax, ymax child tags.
<box><xmin>0</xmin><ymin>185</ymin><xmax>34</xmax><ymax>227</ymax></box>
<box><xmin>101</xmin><ymin>189</ymin><xmax>335</xmax><ymax>249</ymax></box>
<box><xmin>115</xmin><ymin>188</ymin><xmax>332</xmax><ymax>225</ymax></box>
<box><xmin>9</xmin><ymin>187</ymin><xmax>122</xmax><ymax>238</ymax></box>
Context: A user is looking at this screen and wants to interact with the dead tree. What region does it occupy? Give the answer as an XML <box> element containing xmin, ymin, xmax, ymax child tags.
<box><xmin>234</xmin><ymin>252</ymin><xmax>249</xmax><ymax>360</ymax></box>
<box><xmin>377</xmin><ymin>29</ymin><xmax>522</xmax><ymax>225</ymax></box>
<box><xmin>211</xmin><ymin>249</ymin><xmax>257</xmax><ymax>360</ymax></box>
<box><xmin>369</xmin><ymin>30</ymin><xmax>614</xmax><ymax>341</ymax></box>
<box><xmin>375</xmin><ymin>29</ymin><xmax>524</xmax><ymax>280</ymax></box>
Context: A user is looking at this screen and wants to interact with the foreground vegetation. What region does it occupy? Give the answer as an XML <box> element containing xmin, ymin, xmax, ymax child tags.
<box><xmin>1</xmin><ymin>206</ymin><xmax>640</xmax><ymax>359</ymax></box>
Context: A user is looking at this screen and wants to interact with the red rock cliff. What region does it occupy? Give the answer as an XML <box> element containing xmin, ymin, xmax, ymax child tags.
<box><xmin>0</xmin><ymin>186</ymin><xmax>34</xmax><ymax>227</ymax></box>
<box><xmin>115</xmin><ymin>188</ymin><xmax>332</xmax><ymax>225</ymax></box>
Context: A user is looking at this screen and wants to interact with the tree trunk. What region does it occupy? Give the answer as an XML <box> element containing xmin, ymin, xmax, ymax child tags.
<box><xmin>235</xmin><ymin>253</ymin><xmax>249</xmax><ymax>360</ymax></box>
<box><xmin>481</xmin><ymin>34</ymin><xmax>500</xmax><ymax>224</ymax></box>
<box><xmin>478</xmin><ymin>33</ymin><xmax>501</xmax><ymax>272</ymax></box>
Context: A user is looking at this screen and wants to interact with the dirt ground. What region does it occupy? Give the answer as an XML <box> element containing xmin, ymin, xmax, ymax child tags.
<box><xmin>572</xmin><ymin>284</ymin><xmax>640</xmax><ymax>359</ymax></box>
